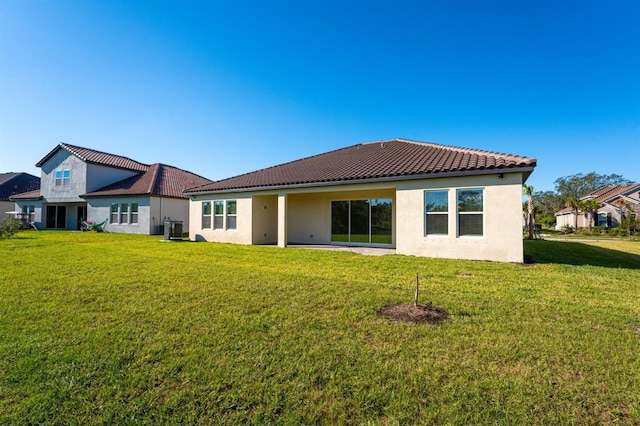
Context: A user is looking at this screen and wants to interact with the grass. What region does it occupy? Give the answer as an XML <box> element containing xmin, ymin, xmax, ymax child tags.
<box><xmin>1</xmin><ymin>232</ymin><xmax>639</xmax><ymax>424</ymax></box>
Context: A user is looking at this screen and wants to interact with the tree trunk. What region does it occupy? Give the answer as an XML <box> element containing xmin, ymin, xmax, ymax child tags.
<box><xmin>527</xmin><ymin>198</ymin><xmax>535</xmax><ymax>240</ymax></box>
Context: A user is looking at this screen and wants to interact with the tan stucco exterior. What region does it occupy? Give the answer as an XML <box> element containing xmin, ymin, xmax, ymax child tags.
<box><xmin>188</xmin><ymin>171</ymin><xmax>527</xmax><ymax>263</ymax></box>
<box><xmin>395</xmin><ymin>173</ymin><xmax>524</xmax><ymax>262</ymax></box>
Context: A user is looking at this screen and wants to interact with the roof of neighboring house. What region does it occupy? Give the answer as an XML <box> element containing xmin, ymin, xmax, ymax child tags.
<box><xmin>82</xmin><ymin>163</ymin><xmax>212</xmax><ymax>199</ymax></box>
<box><xmin>186</xmin><ymin>138</ymin><xmax>537</xmax><ymax>194</ymax></box>
<box><xmin>8</xmin><ymin>189</ymin><xmax>43</xmax><ymax>200</ymax></box>
<box><xmin>580</xmin><ymin>184</ymin><xmax>640</xmax><ymax>203</ymax></box>
<box><xmin>36</xmin><ymin>142</ymin><xmax>149</xmax><ymax>172</ymax></box>
<box><xmin>555</xmin><ymin>183</ymin><xmax>640</xmax><ymax>215</ymax></box>
<box><xmin>0</xmin><ymin>172</ymin><xmax>41</xmax><ymax>201</ymax></box>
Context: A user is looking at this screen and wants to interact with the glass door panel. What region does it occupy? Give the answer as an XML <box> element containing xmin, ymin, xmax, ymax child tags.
<box><xmin>371</xmin><ymin>198</ymin><xmax>392</xmax><ymax>244</ymax></box>
<box><xmin>331</xmin><ymin>201</ymin><xmax>349</xmax><ymax>242</ymax></box>
<box><xmin>350</xmin><ymin>200</ymin><xmax>370</xmax><ymax>243</ymax></box>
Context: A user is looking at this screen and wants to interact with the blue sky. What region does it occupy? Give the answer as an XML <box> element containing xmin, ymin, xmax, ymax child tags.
<box><xmin>1</xmin><ymin>0</ymin><xmax>638</xmax><ymax>192</ymax></box>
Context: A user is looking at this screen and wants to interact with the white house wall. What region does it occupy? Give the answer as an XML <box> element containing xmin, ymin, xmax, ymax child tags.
<box><xmin>395</xmin><ymin>173</ymin><xmax>525</xmax><ymax>262</ymax></box>
<box><xmin>85</xmin><ymin>163</ymin><xmax>140</xmax><ymax>193</ymax></box>
<box><xmin>189</xmin><ymin>194</ymin><xmax>253</xmax><ymax>243</ymax></box>
<box><xmin>188</xmin><ymin>173</ymin><xmax>526</xmax><ymax>262</ymax></box>
<box><xmin>87</xmin><ymin>196</ymin><xmax>151</xmax><ymax>234</ymax></box>
<box><xmin>40</xmin><ymin>149</ymin><xmax>88</xmax><ymax>202</ymax></box>
<box><xmin>1</xmin><ymin>201</ymin><xmax>14</xmax><ymax>221</ymax></box>
<box><xmin>287</xmin><ymin>188</ymin><xmax>395</xmax><ymax>245</ymax></box>
<box><xmin>252</xmin><ymin>195</ymin><xmax>278</xmax><ymax>245</ymax></box>
<box><xmin>150</xmin><ymin>197</ymin><xmax>191</xmax><ymax>234</ymax></box>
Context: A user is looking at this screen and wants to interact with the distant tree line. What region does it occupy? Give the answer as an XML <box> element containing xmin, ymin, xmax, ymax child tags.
<box><xmin>532</xmin><ymin>172</ymin><xmax>632</xmax><ymax>228</ymax></box>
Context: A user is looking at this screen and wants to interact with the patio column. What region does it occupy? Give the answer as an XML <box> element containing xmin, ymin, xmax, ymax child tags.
<box><xmin>277</xmin><ymin>193</ymin><xmax>287</xmax><ymax>247</ymax></box>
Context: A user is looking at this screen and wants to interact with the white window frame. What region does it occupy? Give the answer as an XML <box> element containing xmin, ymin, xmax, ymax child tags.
<box><xmin>62</xmin><ymin>169</ymin><xmax>70</xmax><ymax>186</ymax></box>
<box><xmin>110</xmin><ymin>203</ymin><xmax>119</xmax><ymax>224</ymax></box>
<box><xmin>226</xmin><ymin>200</ymin><xmax>237</xmax><ymax>230</ymax></box>
<box><xmin>131</xmin><ymin>203</ymin><xmax>139</xmax><ymax>224</ymax></box>
<box><xmin>202</xmin><ymin>201</ymin><xmax>212</xmax><ymax>229</ymax></box>
<box><xmin>55</xmin><ymin>170</ymin><xmax>62</xmax><ymax>186</ymax></box>
<box><xmin>213</xmin><ymin>201</ymin><xmax>224</xmax><ymax>230</ymax></box>
<box><xmin>457</xmin><ymin>188</ymin><xmax>484</xmax><ymax>237</ymax></box>
<box><xmin>424</xmin><ymin>190</ymin><xmax>449</xmax><ymax>236</ymax></box>
<box><xmin>120</xmin><ymin>203</ymin><xmax>129</xmax><ymax>224</ymax></box>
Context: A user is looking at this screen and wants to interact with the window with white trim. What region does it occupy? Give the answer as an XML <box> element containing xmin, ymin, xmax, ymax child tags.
<box><xmin>63</xmin><ymin>169</ymin><xmax>70</xmax><ymax>186</ymax></box>
<box><xmin>226</xmin><ymin>200</ymin><xmax>237</xmax><ymax>230</ymax></box>
<box><xmin>110</xmin><ymin>203</ymin><xmax>119</xmax><ymax>224</ymax></box>
<box><xmin>425</xmin><ymin>190</ymin><xmax>448</xmax><ymax>235</ymax></box>
<box><xmin>213</xmin><ymin>201</ymin><xmax>224</xmax><ymax>229</ymax></box>
<box><xmin>457</xmin><ymin>189</ymin><xmax>483</xmax><ymax>236</ymax></box>
<box><xmin>131</xmin><ymin>203</ymin><xmax>139</xmax><ymax>224</ymax></box>
<box><xmin>55</xmin><ymin>170</ymin><xmax>62</xmax><ymax>186</ymax></box>
<box><xmin>120</xmin><ymin>203</ymin><xmax>129</xmax><ymax>224</ymax></box>
<box><xmin>202</xmin><ymin>201</ymin><xmax>211</xmax><ymax>229</ymax></box>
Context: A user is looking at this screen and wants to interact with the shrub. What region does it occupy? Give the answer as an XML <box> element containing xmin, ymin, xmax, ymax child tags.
<box><xmin>0</xmin><ymin>217</ymin><xmax>22</xmax><ymax>240</ymax></box>
<box><xmin>561</xmin><ymin>224</ymin><xmax>574</xmax><ymax>234</ymax></box>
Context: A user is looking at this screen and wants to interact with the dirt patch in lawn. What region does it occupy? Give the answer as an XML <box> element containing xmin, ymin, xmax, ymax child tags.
<box><xmin>379</xmin><ymin>303</ymin><xmax>449</xmax><ymax>325</ymax></box>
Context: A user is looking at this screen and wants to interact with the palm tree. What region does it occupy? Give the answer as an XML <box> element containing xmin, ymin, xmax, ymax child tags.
<box><xmin>565</xmin><ymin>197</ymin><xmax>580</xmax><ymax>231</ymax></box>
<box><xmin>580</xmin><ymin>198</ymin><xmax>601</xmax><ymax>231</ymax></box>
<box><xmin>523</xmin><ymin>184</ymin><xmax>535</xmax><ymax>240</ymax></box>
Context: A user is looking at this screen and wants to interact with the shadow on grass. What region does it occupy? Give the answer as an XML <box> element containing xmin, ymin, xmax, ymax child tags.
<box><xmin>524</xmin><ymin>240</ymin><xmax>640</xmax><ymax>269</ymax></box>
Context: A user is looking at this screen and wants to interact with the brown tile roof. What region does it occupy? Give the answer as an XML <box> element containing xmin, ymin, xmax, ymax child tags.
<box><xmin>8</xmin><ymin>189</ymin><xmax>42</xmax><ymax>200</ymax></box>
<box><xmin>36</xmin><ymin>143</ymin><xmax>149</xmax><ymax>172</ymax></box>
<box><xmin>82</xmin><ymin>163</ymin><xmax>212</xmax><ymax>199</ymax></box>
<box><xmin>581</xmin><ymin>184</ymin><xmax>640</xmax><ymax>204</ymax></box>
<box><xmin>555</xmin><ymin>183</ymin><xmax>640</xmax><ymax>215</ymax></box>
<box><xmin>0</xmin><ymin>172</ymin><xmax>40</xmax><ymax>201</ymax></box>
<box><xmin>186</xmin><ymin>139</ymin><xmax>536</xmax><ymax>193</ymax></box>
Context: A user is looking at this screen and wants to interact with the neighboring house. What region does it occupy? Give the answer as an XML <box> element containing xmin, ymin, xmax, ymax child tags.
<box><xmin>0</xmin><ymin>172</ymin><xmax>40</xmax><ymax>221</ymax></box>
<box><xmin>185</xmin><ymin>139</ymin><xmax>536</xmax><ymax>263</ymax></box>
<box><xmin>555</xmin><ymin>184</ymin><xmax>640</xmax><ymax>230</ymax></box>
<box><xmin>10</xmin><ymin>143</ymin><xmax>212</xmax><ymax>234</ymax></box>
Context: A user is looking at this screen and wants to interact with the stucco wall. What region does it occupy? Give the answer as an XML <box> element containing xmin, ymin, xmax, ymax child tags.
<box><xmin>286</xmin><ymin>188</ymin><xmax>395</xmax><ymax>244</ymax></box>
<box><xmin>150</xmin><ymin>197</ymin><xmax>191</xmax><ymax>234</ymax></box>
<box><xmin>12</xmin><ymin>200</ymin><xmax>42</xmax><ymax>228</ymax></box>
<box><xmin>88</xmin><ymin>196</ymin><xmax>152</xmax><ymax>234</ymax></box>
<box><xmin>189</xmin><ymin>194</ymin><xmax>253</xmax><ymax>243</ymax></box>
<box><xmin>86</xmin><ymin>163</ymin><xmax>140</xmax><ymax>193</ymax></box>
<box><xmin>40</xmin><ymin>150</ymin><xmax>87</xmax><ymax>202</ymax></box>
<box><xmin>252</xmin><ymin>194</ymin><xmax>278</xmax><ymax>244</ymax></box>
<box><xmin>395</xmin><ymin>173</ymin><xmax>525</xmax><ymax>263</ymax></box>
<box><xmin>0</xmin><ymin>201</ymin><xmax>14</xmax><ymax>221</ymax></box>
<box><xmin>188</xmin><ymin>173</ymin><xmax>526</xmax><ymax>262</ymax></box>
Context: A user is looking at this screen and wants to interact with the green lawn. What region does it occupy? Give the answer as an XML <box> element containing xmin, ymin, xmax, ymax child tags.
<box><xmin>1</xmin><ymin>232</ymin><xmax>639</xmax><ymax>424</ymax></box>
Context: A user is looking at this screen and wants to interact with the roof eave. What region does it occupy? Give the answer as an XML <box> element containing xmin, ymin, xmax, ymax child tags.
<box><xmin>185</xmin><ymin>166</ymin><xmax>536</xmax><ymax>196</ymax></box>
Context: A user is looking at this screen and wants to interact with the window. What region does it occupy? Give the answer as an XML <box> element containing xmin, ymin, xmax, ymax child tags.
<box><xmin>120</xmin><ymin>203</ymin><xmax>129</xmax><ymax>224</ymax></box>
<box><xmin>330</xmin><ymin>198</ymin><xmax>392</xmax><ymax>245</ymax></box>
<box><xmin>213</xmin><ymin>201</ymin><xmax>224</xmax><ymax>229</ymax></box>
<box><xmin>226</xmin><ymin>200</ymin><xmax>237</xmax><ymax>230</ymax></box>
<box><xmin>131</xmin><ymin>203</ymin><xmax>139</xmax><ymax>224</ymax></box>
<box><xmin>55</xmin><ymin>170</ymin><xmax>62</xmax><ymax>186</ymax></box>
<box><xmin>202</xmin><ymin>201</ymin><xmax>211</xmax><ymax>228</ymax></box>
<box><xmin>63</xmin><ymin>169</ymin><xmax>70</xmax><ymax>186</ymax></box>
<box><xmin>110</xmin><ymin>203</ymin><xmax>119</xmax><ymax>224</ymax></box>
<box><xmin>457</xmin><ymin>189</ymin><xmax>483</xmax><ymax>236</ymax></box>
<box><xmin>21</xmin><ymin>205</ymin><xmax>35</xmax><ymax>222</ymax></box>
<box><xmin>425</xmin><ymin>190</ymin><xmax>448</xmax><ymax>235</ymax></box>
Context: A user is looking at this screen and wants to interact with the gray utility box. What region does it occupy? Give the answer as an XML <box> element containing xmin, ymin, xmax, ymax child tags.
<box><xmin>164</xmin><ymin>221</ymin><xmax>183</xmax><ymax>240</ymax></box>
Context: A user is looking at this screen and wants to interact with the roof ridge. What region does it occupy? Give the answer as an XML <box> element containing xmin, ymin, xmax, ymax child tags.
<box><xmin>60</xmin><ymin>142</ymin><xmax>150</xmax><ymax>168</ymax></box>
<box><xmin>362</xmin><ymin>138</ymin><xmax>532</xmax><ymax>159</ymax></box>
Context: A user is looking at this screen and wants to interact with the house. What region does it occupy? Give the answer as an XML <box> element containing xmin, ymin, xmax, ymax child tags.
<box><xmin>0</xmin><ymin>172</ymin><xmax>40</xmax><ymax>221</ymax></box>
<box><xmin>185</xmin><ymin>139</ymin><xmax>536</xmax><ymax>262</ymax></box>
<box><xmin>555</xmin><ymin>184</ymin><xmax>640</xmax><ymax>230</ymax></box>
<box><xmin>10</xmin><ymin>143</ymin><xmax>212</xmax><ymax>234</ymax></box>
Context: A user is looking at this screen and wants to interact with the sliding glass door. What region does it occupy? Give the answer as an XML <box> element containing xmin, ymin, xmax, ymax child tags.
<box><xmin>46</xmin><ymin>205</ymin><xmax>67</xmax><ymax>229</ymax></box>
<box><xmin>331</xmin><ymin>198</ymin><xmax>392</xmax><ymax>245</ymax></box>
